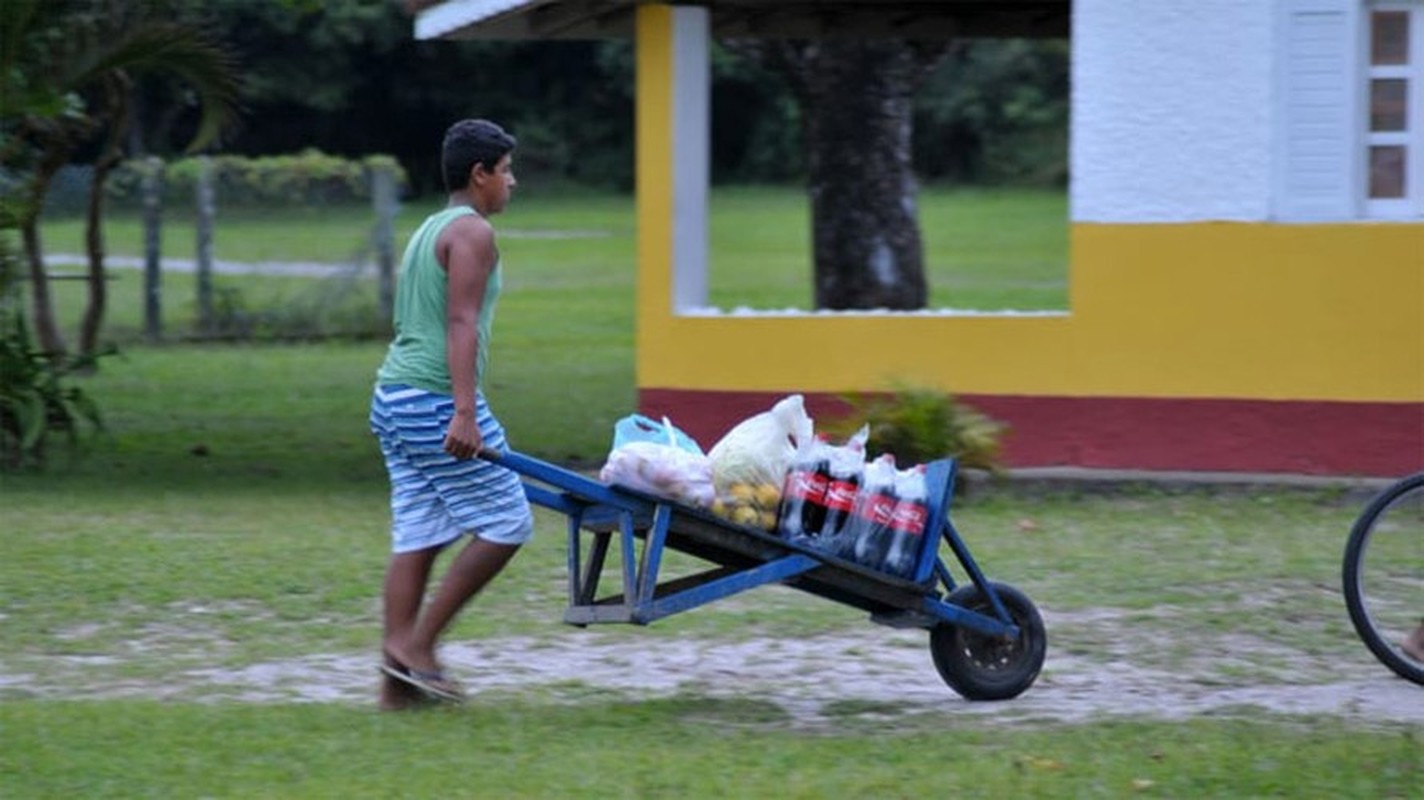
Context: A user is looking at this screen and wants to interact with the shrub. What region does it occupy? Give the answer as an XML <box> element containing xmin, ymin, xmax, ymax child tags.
<box><xmin>103</xmin><ymin>151</ymin><xmax>408</xmax><ymax>211</ymax></box>
<box><xmin>0</xmin><ymin>308</ymin><xmax>106</xmax><ymax>469</ymax></box>
<box><xmin>823</xmin><ymin>384</ymin><xmax>1008</xmax><ymax>478</ymax></box>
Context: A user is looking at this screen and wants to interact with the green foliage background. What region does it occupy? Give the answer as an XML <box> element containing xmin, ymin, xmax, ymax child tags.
<box><xmin>117</xmin><ymin>2</ymin><xmax>1067</xmax><ymax>194</ymax></box>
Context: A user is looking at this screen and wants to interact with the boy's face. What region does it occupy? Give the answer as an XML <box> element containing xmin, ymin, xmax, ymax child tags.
<box><xmin>473</xmin><ymin>153</ymin><xmax>516</xmax><ymax>215</ymax></box>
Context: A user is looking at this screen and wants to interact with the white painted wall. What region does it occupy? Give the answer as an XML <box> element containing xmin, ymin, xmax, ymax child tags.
<box><xmin>1072</xmin><ymin>0</ymin><xmax>1278</xmax><ymax>222</ymax></box>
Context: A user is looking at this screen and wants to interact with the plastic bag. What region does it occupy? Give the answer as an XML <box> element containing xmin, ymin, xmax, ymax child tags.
<box><xmin>612</xmin><ymin>414</ymin><xmax>704</xmax><ymax>455</ymax></box>
<box><xmin>599</xmin><ymin>415</ymin><xmax>714</xmax><ymax>508</ymax></box>
<box><xmin>706</xmin><ymin>395</ymin><xmax>815</xmax><ymax>530</ymax></box>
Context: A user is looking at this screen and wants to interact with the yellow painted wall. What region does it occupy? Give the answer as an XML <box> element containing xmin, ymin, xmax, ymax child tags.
<box><xmin>635</xmin><ymin>6</ymin><xmax>1424</xmax><ymax>407</ymax></box>
<box><xmin>636</xmin><ymin>4</ymin><xmax>675</xmax><ymax>367</ymax></box>
<box><xmin>637</xmin><ymin>222</ymin><xmax>1423</xmax><ymax>403</ymax></box>
<box><xmin>1068</xmin><ymin>223</ymin><xmax>1423</xmax><ymax>402</ymax></box>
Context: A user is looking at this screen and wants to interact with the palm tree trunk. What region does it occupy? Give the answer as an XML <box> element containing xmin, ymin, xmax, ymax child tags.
<box><xmin>80</xmin><ymin>77</ymin><xmax>131</xmax><ymax>363</ymax></box>
<box><xmin>20</xmin><ymin>221</ymin><xmax>64</xmax><ymax>359</ymax></box>
<box><xmin>80</xmin><ymin>162</ymin><xmax>113</xmax><ymax>364</ymax></box>
<box><xmin>21</xmin><ymin>147</ymin><xmax>68</xmax><ymax>359</ymax></box>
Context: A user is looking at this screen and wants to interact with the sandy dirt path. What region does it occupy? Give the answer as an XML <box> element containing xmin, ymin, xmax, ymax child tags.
<box><xmin>9</xmin><ymin>609</ymin><xmax>1419</xmax><ymax>728</ymax></box>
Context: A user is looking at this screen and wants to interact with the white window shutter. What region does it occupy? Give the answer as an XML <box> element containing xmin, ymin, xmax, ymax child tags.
<box><xmin>1274</xmin><ymin>0</ymin><xmax>1360</xmax><ymax>221</ymax></box>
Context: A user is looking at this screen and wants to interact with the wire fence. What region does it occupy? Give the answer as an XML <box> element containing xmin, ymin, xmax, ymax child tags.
<box><xmin>21</xmin><ymin>158</ymin><xmax>401</xmax><ymax>343</ymax></box>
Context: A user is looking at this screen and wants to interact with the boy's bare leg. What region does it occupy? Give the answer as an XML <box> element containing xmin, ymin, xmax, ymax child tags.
<box><xmin>383</xmin><ymin>547</ymin><xmax>441</xmax><ymax>658</ymax></box>
<box><xmin>1403</xmin><ymin>620</ymin><xmax>1424</xmax><ymax>662</ymax></box>
<box><xmin>379</xmin><ymin>547</ymin><xmax>442</xmax><ymax>709</ymax></box>
<box><xmin>386</xmin><ymin>537</ymin><xmax>521</xmax><ymax>674</ymax></box>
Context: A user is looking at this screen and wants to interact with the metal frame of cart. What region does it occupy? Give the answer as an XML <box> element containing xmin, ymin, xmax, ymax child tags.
<box><xmin>487</xmin><ymin>449</ymin><xmax>1047</xmax><ymax>700</ymax></box>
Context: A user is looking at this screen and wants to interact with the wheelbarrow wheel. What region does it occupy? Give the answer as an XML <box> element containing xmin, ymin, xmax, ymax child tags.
<box><xmin>930</xmin><ymin>582</ymin><xmax>1046</xmax><ymax>701</ymax></box>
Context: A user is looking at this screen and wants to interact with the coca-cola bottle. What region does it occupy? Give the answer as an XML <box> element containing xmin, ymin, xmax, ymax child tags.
<box><xmin>818</xmin><ymin>438</ymin><xmax>865</xmax><ymax>544</ymax></box>
<box><xmin>881</xmin><ymin>464</ymin><xmax>929</xmax><ymax>578</ymax></box>
<box><xmin>776</xmin><ymin>436</ymin><xmax>830</xmax><ymax>542</ymax></box>
<box><xmin>844</xmin><ymin>454</ymin><xmax>897</xmax><ymax>564</ymax></box>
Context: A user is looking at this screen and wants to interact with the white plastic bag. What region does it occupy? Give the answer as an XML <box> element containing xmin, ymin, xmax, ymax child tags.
<box><xmin>599</xmin><ymin>415</ymin><xmax>715</xmax><ymax>508</ymax></box>
<box><xmin>706</xmin><ymin>395</ymin><xmax>815</xmax><ymax>529</ymax></box>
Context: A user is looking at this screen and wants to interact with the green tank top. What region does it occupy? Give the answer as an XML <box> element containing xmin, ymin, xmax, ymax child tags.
<box><xmin>376</xmin><ymin>206</ymin><xmax>502</xmax><ymax>394</ymax></box>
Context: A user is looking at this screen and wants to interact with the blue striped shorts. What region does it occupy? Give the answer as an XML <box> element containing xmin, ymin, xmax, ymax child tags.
<box><xmin>369</xmin><ymin>384</ymin><xmax>533</xmax><ymax>553</ymax></box>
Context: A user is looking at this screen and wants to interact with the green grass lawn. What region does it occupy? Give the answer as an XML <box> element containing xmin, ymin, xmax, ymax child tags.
<box><xmin>708</xmin><ymin>185</ymin><xmax>1067</xmax><ymax>310</ymax></box>
<box><xmin>35</xmin><ymin>184</ymin><xmax>1067</xmax><ymax>342</ymax></box>
<box><xmin>1</xmin><ymin>341</ymin><xmax>1414</xmax><ymax>795</ymax></box>
<box><xmin>4</xmin><ymin>702</ymin><xmax>1417</xmax><ymax>798</ymax></box>
<box><xmin>2</xmin><ymin>338</ymin><xmax>1412</xmax><ymax>791</ymax></box>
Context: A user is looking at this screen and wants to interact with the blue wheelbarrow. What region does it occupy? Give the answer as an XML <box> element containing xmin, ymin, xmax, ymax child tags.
<box><xmin>484</xmin><ymin>449</ymin><xmax>1047</xmax><ymax>700</ymax></box>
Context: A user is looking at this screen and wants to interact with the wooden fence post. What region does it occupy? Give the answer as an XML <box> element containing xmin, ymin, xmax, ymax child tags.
<box><xmin>371</xmin><ymin>165</ymin><xmax>398</xmax><ymax>322</ymax></box>
<box><xmin>194</xmin><ymin>156</ymin><xmax>215</xmax><ymax>334</ymax></box>
<box><xmin>142</xmin><ymin>156</ymin><xmax>164</xmax><ymax>341</ymax></box>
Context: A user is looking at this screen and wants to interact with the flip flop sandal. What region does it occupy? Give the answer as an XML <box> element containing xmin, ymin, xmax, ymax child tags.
<box><xmin>379</xmin><ymin>660</ymin><xmax>467</xmax><ymax>703</ymax></box>
<box><xmin>378</xmin><ymin>661</ymin><xmax>438</xmax><ymax>709</ymax></box>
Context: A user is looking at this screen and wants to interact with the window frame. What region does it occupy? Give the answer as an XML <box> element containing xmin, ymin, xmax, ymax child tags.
<box><xmin>1362</xmin><ymin>1</ymin><xmax>1424</xmax><ymax>218</ymax></box>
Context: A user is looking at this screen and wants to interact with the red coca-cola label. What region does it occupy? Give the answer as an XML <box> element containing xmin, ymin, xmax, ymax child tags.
<box><xmin>855</xmin><ymin>493</ymin><xmax>896</xmax><ymax>524</ymax></box>
<box><xmin>824</xmin><ymin>480</ymin><xmax>857</xmax><ymax>511</ymax></box>
<box><xmin>784</xmin><ymin>471</ymin><xmax>828</xmax><ymax>501</ymax></box>
<box><xmin>890</xmin><ymin>501</ymin><xmax>927</xmax><ymax>534</ymax></box>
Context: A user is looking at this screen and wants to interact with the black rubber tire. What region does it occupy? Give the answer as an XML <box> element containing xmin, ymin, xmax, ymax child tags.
<box><xmin>930</xmin><ymin>582</ymin><xmax>1046</xmax><ymax>700</ymax></box>
<box><xmin>1341</xmin><ymin>472</ymin><xmax>1424</xmax><ymax>686</ymax></box>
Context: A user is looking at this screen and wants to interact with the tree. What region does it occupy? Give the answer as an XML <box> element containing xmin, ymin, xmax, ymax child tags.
<box><xmin>176</xmin><ymin>4</ymin><xmax>1067</xmax><ymax>201</ymax></box>
<box><xmin>727</xmin><ymin>40</ymin><xmax>952</xmax><ymax>310</ymax></box>
<box><xmin>197</xmin><ymin>0</ymin><xmax>635</xmax><ymax>194</ymax></box>
<box><xmin>912</xmin><ymin>40</ymin><xmax>1069</xmax><ymax>185</ymax></box>
<box><xmin>0</xmin><ymin>0</ymin><xmax>239</xmax><ymax>360</ymax></box>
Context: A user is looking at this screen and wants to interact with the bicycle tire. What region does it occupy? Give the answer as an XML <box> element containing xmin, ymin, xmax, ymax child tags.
<box><xmin>1341</xmin><ymin>471</ymin><xmax>1424</xmax><ymax>686</ymax></box>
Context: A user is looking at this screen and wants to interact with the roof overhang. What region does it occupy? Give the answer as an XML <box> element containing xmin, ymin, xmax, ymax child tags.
<box><xmin>414</xmin><ymin>1</ymin><xmax>1070</xmax><ymax>41</ymax></box>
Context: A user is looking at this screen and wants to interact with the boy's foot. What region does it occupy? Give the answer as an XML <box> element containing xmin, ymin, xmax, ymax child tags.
<box><xmin>1401</xmin><ymin>622</ymin><xmax>1424</xmax><ymax>662</ymax></box>
<box><xmin>380</xmin><ymin>651</ymin><xmax>466</xmax><ymax>703</ymax></box>
<box><xmin>379</xmin><ymin>669</ymin><xmax>431</xmax><ymax>711</ymax></box>
<box><xmin>378</xmin><ymin>653</ymin><xmax>436</xmax><ymax>711</ymax></box>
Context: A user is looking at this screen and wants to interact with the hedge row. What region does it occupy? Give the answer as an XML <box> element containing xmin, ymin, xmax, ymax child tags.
<box><xmin>102</xmin><ymin>150</ymin><xmax>408</xmax><ymax>210</ymax></box>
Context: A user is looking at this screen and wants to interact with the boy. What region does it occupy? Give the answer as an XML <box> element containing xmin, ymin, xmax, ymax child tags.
<box><xmin>368</xmin><ymin>119</ymin><xmax>531</xmax><ymax>707</ymax></box>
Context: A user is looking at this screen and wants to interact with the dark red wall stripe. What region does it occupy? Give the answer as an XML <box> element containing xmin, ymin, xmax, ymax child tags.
<box><xmin>639</xmin><ymin>388</ymin><xmax>1423</xmax><ymax>477</ymax></box>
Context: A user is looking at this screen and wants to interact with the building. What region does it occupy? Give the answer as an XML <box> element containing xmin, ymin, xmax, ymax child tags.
<box><xmin>413</xmin><ymin>0</ymin><xmax>1423</xmax><ymax>477</ymax></box>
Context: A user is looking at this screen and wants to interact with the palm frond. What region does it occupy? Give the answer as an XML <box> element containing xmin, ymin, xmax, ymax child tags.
<box><xmin>68</xmin><ymin>21</ymin><xmax>242</xmax><ymax>152</ymax></box>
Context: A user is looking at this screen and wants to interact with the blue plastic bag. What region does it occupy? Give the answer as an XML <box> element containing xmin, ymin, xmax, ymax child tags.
<box><xmin>611</xmin><ymin>414</ymin><xmax>704</xmax><ymax>456</ymax></box>
<box><xmin>601</xmin><ymin>414</ymin><xmax>714</xmax><ymax>507</ymax></box>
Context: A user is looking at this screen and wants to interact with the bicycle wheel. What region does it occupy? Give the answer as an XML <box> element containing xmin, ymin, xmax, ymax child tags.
<box><xmin>1342</xmin><ymin>472</ymin><xmax>1424</xmax><ymax>686</ymax></box>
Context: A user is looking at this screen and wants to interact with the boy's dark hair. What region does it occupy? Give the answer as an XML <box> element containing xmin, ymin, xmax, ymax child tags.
<box><xmin>441</xmin><ymin>119</ymin><xmax>516</xmax><ymax>192</ymax></box>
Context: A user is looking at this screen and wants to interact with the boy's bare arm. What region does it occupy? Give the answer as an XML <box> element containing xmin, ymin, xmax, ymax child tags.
<box><xmin>440</xmin><ymin>215</ymin><xmax>497</xmax><ymax>459</ymax></box>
